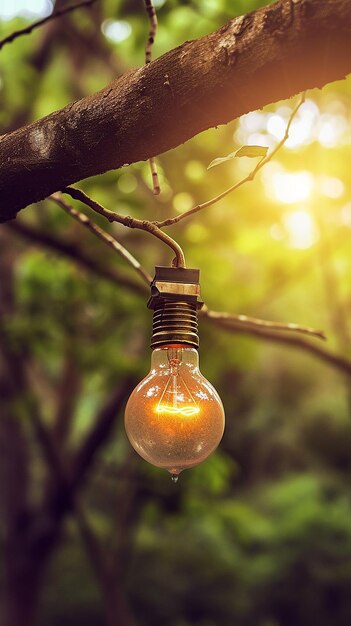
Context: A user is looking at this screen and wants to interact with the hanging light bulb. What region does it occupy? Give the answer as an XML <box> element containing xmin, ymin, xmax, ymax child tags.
<box><xmin>124</xmin><ymin>267</ymin><xmax>225</xmax><ymax>482</ymax></box>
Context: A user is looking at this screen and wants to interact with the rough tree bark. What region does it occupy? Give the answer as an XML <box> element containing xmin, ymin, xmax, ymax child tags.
<box><xmin>0</xmin><ymin>0</ymin><xmax>351</xmax><ymax>221</ymax></box>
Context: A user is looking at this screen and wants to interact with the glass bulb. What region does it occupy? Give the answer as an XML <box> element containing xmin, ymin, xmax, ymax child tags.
<box><xmin>125</xmin><ymin>343</ymin><xmax>225</xmax><ymax>480</ymax></box>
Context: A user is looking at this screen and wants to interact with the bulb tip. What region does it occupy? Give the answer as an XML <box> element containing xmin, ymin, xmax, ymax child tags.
<box><xmin>171</xmin><ymin>473</ymin><xmax>179</xmax><ymax>483</ymax></box>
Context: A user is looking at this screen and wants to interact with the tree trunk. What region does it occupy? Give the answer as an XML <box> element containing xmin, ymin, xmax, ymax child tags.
<box><xmin>103</xmin><ymin>578</ymin><xmax>137</xmax><ymax>626</ymax></box>
<box><xmin>3</xmin><ymin>548</ymin><xmax>44</xmax><ymax>626</ymax></box>
<box><xmin>1</xmin><ymin>0</ymin><xmax>351</xmax><ymax>220</ymax></box>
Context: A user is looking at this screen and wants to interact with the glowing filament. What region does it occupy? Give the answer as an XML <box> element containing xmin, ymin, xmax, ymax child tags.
<box><xmin>156</xmin><ymin>405</ymin><xmax>200</xmax><ymax>416</ymax></box>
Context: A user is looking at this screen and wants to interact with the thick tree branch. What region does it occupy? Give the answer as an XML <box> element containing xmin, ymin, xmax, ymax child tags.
<box><xmin>1</xmin><ymin>0</ymin><xmax>351</xmax><ymax>221</ymax></box>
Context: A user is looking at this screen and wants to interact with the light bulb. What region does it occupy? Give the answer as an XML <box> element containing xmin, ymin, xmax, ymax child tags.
<box><xmin>125</xmin><ymin>343</ymin><xmax>225</xmax><ymax>481</ymax></box>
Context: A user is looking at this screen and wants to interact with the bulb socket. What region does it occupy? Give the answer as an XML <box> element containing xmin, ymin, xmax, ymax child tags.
<box><xmin>151</xmin><ymin>301</ymin><xmax>198</xmax><ymax>348</ymax></box>
<box><xmin>148</xmin><ymin>266</ymin><xmax>203</xmax><ymax>349</ymax></box>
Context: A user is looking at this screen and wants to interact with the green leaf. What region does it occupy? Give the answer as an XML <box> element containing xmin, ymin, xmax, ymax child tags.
<box><xmin>207</xmin><ymin>145</ymin><xmax>268</xmax><ymax>169</ymax></box>
<box><xmin>235</xmin><ymin>145</ymin><xmax>268</xmax><ymax>158</ymax></box>
<box><xmin>207</xmin><ymin>153</ymin><xmax>236</xmax><ymax>170</ymax></box>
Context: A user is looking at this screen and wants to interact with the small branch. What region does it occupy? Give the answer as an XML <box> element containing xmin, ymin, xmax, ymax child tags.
<box><xmin>144</xmin><ymin>0</ymin><xmax>158</xmax><ymax>64</ymax></box>
<box><xmin>149</xmin><ymin>156</ymin><xmax>161</xmax><ymax>196</ymax></box>
<box><xmin>201</xmin><ymin>306</ymin><xmax>326</xmax><ymax>341</ymax></box>
<box><xmin>155</xmin><ymin>92</ymin><xmax>306</xmax><ymax>228</ymax></box>
<box><xmin>0</xmin><ymin>0</ymin><xmax>97</xmax><ymax>51</ymax></box>
<box><xmin>202</xmin><ymin>312</ymin><xmax>351</xmax><ymax>377</ymax></box>
<box><xmin>5</xmin><ymin>220</ymin><xmax>146</xmax><ymax>295</ymax></box>
<box><xmin>63</xmin><ymin>186</ymin><xmax>186</xmax><ymax>267</ymax></box>
<box><xmin>50</xmin><ymin>193</ymin><xmax>152</xmax><ymax>285</ymax></box>
<box><xmin>8</xmin><ymin>198</ymin><xmax>326</xmax><ymax>345</ymax></box>
<box><xmin>7</xmin><ymin>214</ymin><xmax>350</xmax><ymax>376</ymax></box>
<box><xmin>143</xmin><ymin>0</ymin><xmax>160</xmax><ymax>195</ymax></box>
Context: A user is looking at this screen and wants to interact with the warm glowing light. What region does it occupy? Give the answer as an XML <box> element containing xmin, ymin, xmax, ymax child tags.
<box><xmin>241</xmin><ymin>111</ymin><xmax>267</xmax><ymax>132</ymax></box>
<box><xmin>238</xmin><ymin>99</ymin><xmax>349</xmax><ymax>154</ymax></box>
<box><xmin>125</xmin><ymin>344</ymin><xmax>225</xmax><ymax>478</ymax></box>
<box><xmin>156</xmin><ymin>405</ymin><xmax>200</xmax><ymax>416</ymax></box>
<box><xmin>318</xmin><ymin>114</ymin><xmax>348</xmax><ymax>147</ymax></box>
<box><xmin>267</xmin><ymin>169</ymin><xmax>314</xmax><ymax>204</ymax></box>
<box><xmin>285</xmin><ymin>117</ymin><xmax>314</xmax><ymax>148</ymax></box>
<box><xmin>283</xmin><ymin>210</ymin><xmax>318</xmax><ymax>249</ymax></box>
<box><xmin>284</xmin><ymin>101</ymin><xmax>319</xmax><ymax>148</ymax></box>
<box><xmin>318</xmin><ymin>176</ymin><xmax>344</xmax><ymax>199</ymax></box>
<box><xmin>266</xmin><ymin>114</ymin><xmax>286</xmax><ymax>140</ymax></box>
<box><xmin>246</xmin><ymin>133</ymin><xmax>274</xmax><ymax>150</ymax></box>
<box><xmin>341</xmin><ymin>203</ymin><xmax>351</xmax><ymax>226</ymax></box>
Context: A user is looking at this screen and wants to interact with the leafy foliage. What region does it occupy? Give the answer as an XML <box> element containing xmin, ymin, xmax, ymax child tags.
<box><xmin>1</xmin><ymin>1</ymin><xmax>351</xmax><ymax>626</ymax></box>
<box><xmin>207</xmin><ymin>145</ymin><xmax>268</xmax><ymax>169</ymax></box>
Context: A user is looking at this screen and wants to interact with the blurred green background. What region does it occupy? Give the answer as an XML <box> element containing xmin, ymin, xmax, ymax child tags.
<box><xmin>1</xmin><ymin>1</ymin><xmax>351</xmax><ymax>625</ymax></box>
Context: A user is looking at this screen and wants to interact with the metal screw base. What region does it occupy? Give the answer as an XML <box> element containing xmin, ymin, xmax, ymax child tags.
<box><xmin>151</xmin><ymin>300</ymin><xmax>199</xmax><ymax>349</ymax></box>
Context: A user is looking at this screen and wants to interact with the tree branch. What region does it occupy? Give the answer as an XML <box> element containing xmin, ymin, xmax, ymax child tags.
<box><xmin>5</xmin><ymin>220</ymin><xmax>147</xmax><ymax>295</ymax></box>
<box><xmin>63</xmin><ymin>186</ymin><xmax>186</xmax><ymax>267</ymax></box>
<box><xmin>201</xmin><ymin>312</ymin><xmax>351</xmax><ymax>377</ymax></box>
<box><xmin>5</xmin><ymin>194</ymin><xmax>328</xmax><ymax>346</ymax></box>
<box><xmin>155</xmin><ymin>92</ymin><xmax>305</xmax><ymax>228</ymax></box>
<box><xmin>200</xmin><ymin>306</ymin><xmax>326</xmax><ymax>341</ymax></box>
<box><xmin>6</xmin><ymin>212</ymin><xmax>351</xmax><ymax>375</ymax></box>
<box><xmin>143</xmin><ymin>0</ymin><xmax>161</xmax><ymax>195</ymax></box>
<box><xmin>1</xmin><ymin>0</ymin><xmax>351</xmax><ymax>220</ymax></box>
<box><xmin>50</xmin><ymin>193</ymin><xmax>152</xmax><ymax>285</ymax></box>
<box><xmin>0</xmin><ymin>0</ymin><xmax>97</xmax><ymax>51</ymax></box>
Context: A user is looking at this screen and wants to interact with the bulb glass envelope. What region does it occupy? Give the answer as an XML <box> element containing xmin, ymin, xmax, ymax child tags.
<box><xmin>125</xmin><ymin>344</ymin><xmax>225</xmax><ymax>477</ymax></box>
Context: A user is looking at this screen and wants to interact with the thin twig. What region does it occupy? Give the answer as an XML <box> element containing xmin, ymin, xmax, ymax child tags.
<box><xmin>0</xmin><ymin>0</ymin><xmax>97</xmax><ymax>51</ymax></box>
<box><xmin>144</xmin><ymin>0</ymin><xmax>157</xmax><ymax>64</ymax></box>
<box><xmin>201</xmin><ymin>312</ymin><xmax>351</xmax><ymax>377</ymax></box>
<box><xmin>143</xmin><ymin>0</ymin><xmax>160</xmax><ymax>195</ymax></box>
<box><xmin>201</xmin><ymin>306</ymin><xmax>326</xmax><ymax>341</ymax></box>
<box><xmin>48</xmin><ymin>189</ymin><xmax>326</xmax><ymax>343</ymax></box>
<box><xmin>5</xmin><ymin>220</ymin><xmax>146</xmax><ymax>295</ymax></box>
<box><xmin>37</xmin><ymin>187</ymin><xmax>328</xmax><ymax>343</ymax></box>
<box><xmin>9</xmin><ymin>206</ymin><xmax>351</xmax><ymax>373</ymax></box>
<box><xmin>6</xmin><ymin>215</ymin><xmax>326</xmax><ymax>342</ymax></box>
<box><xmin>149</xmin><ymin>156</ymin><xmax>161</xmax><ymax>195</ymax></box>
<box><xmin>155</xmin><ymin>92</ymin><xmax>306</xmax><ymax>228</ymax></box>
<box><xmin>50</xmin><ymin>193</ymin><xmax>152</xmax><ymax>285</ymax></box>
<box><xmin>63</xmin><ymin>186</ymin><xmax>186</xmax><ymax>267</ymax></box>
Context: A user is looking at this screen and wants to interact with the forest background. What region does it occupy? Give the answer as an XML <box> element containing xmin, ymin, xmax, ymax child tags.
<box><xmin>1</xmin><ymin>1</ymin><xmax>351</xmax><ymax>625</ymax></box>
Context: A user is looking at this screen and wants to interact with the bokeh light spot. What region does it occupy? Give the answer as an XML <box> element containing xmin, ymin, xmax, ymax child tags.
<box><xmin>118</xmin><ymin>173</ymin><xmax>138</xmax><ymax>194</ymax></box>
<box><xmin>267</xmin><ymin>169</ymin><xmax>314</xmax><ymax>204</ymax></box>
<box><xmin>173</xmin><ymin>192</ymin><xmax>194</xmax><ymax>213</ymax></box>
<box><xmin>283</xmin><ymin>210</ymin><xmax>318</xmax><ymax>249</ymax></box>
<box><xmin>0</xmin><ymin>0</ymin><xmax>52</xmax><ymax>20</ymax></box>
<box><xmin>101</xmin><ymin>19</ymin><xmax>132</xmax><ymax>43</ymax></box>
<box><xmin>185</xmin><ymin>160</ymin><xmax>206</xmax><ymax>182</ymax></box>
<box><xmin>318</xmin><ymin>176</ymin><xmax>344</xmax><ymax>199</ymax></box>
